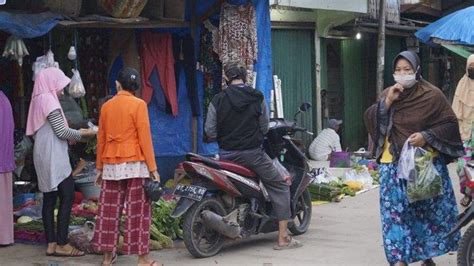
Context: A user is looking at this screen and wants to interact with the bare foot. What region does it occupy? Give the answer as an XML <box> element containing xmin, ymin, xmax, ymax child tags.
<box><xmin>138</xmin><ymin>254</ymin><xmax>163</xmax><ymax>266</ymax></box>
<box><xmin>46</xmin><ymin>242</ymin><xmax>56</xmax><ymax>255</ymax></box>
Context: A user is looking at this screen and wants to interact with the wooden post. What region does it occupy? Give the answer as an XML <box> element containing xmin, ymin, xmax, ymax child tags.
<box><xmin>376</xmin><ymin>0</ymin><xmax>386</xmax><ymax>95</ymax></box>
<box><xmin>190</xmin><ymin>0</ymin><xmax>198</xmax><ymax>153</ymax></box>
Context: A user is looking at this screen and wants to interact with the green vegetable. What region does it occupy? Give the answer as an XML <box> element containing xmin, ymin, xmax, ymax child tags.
<box><xmin>406</xmin><ymin>150</ymin><xmax>442</xmax><ymax>203</ymax></box>
<box><xmin>151</xmin><ymin>199</ymin><xmax>183</xmax><ymax>240</ymax></box>
<box><xmin>14</xmin><ymin>219</ymin><xmax>43</xmax><ymax>231</ymax></box>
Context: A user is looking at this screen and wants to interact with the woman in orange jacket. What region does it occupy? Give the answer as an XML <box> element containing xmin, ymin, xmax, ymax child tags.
<box><xmin>92</xmin><ymin>67</ymin><xmax>161</xmax><ymax>266</ymax></box>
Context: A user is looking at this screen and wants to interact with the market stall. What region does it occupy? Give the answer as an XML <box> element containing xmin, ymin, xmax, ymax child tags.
<box><xmin>2</xmin><ymin>0</ymin><xmax>274</xmax><ymax>252</ymax></box>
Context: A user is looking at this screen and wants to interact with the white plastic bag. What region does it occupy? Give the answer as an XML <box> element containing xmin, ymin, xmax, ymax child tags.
<box><xmin>272</xmin><ymin>158</ymin><xmax>292</xmax><ymax>184</ymax></box>
<box><xmin>344</xmin><ymin>165</ymin><xmax>373</xmax><ymax>188</ymax></box>
<box><xmin>68</xmin><ymin>69</ymin><xmax>86</xmax><ymax>98</ymax></box>
<box><xmin>397</xmin><ymin>140</ymin><xmax>443</xmax><ymax>203</ymax></box>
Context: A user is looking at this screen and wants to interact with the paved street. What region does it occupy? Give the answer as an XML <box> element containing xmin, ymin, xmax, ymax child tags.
<box><xmin>0</xmin><ymin>165</ymin><xmax>462</xmax><ymax>266</ymax></box>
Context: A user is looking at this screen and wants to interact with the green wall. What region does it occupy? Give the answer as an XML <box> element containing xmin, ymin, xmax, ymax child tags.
<box><xmin>341</xmin><ymin>39</ymin><xmax>367</xmax><ymax>150</ymax></box>
<box><xmin>272</xmin><ymin>29</ymin><xmax>316</xmax><ymax>146</ymax></box>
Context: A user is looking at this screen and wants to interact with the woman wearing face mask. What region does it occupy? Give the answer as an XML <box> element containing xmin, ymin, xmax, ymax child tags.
<box><xmin>452</xmin><ymin>54</ymin><xmax>474</xmax><ymax>207</ymax></box>
<box><xmin>364</xmin><ymin>51</ymin><xmax>464</xmax><ymax>266</ymax></box>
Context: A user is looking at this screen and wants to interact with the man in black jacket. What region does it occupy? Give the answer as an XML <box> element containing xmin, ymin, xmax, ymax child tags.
<box><xmin>205</xmin><ymin>62</ymin><xmax>302</xmax><ymax>250</ymax></box>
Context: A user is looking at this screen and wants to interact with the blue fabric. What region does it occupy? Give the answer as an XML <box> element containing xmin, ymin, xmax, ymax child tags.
<box><xmin>150</xmin><ymin>67</ymin><xmax>170</xmax><ymax>114</ymax></box>
<box><xmin>379</xmin><ymin>160</ymin><xmax>460</xmax><ymax>264</ymax></box>
<box><xmin>149</xmin><ymin>69</ymin><xmax>192</xmax><ymax>156</ymax></box>
<box><xmin>0</xmin><ymin>11</ymin><xmax>62</xmax><ymax>39</ymax></box>
<box><xmin>108</xmin><ymin>56</ymin><xmax>124</xmax><ymax>95</ymax></box>
<box><xmin>415</xmin><ymin>6</ymin><xmax>474</xmax><ymax>46</ymax></box>
<box><xmin>149</xmin><ymin>0</ymin><xmax>271</xmax><ymax>157</ymax></box>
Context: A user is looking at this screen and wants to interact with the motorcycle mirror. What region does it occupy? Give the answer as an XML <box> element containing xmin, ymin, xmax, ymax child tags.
<box><xmin>299</xmin><ymin>102</ymin><xmax>312</xmax><ymax>112</ymax></box>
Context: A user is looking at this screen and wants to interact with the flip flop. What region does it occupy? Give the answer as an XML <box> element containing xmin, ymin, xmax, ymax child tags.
<box><xmin>273</xmin><ymin>238</ymin><xmax>303</xmax><ymax>250</ymax></box>
<box><xmin>149</xmin><ymin>261</ymin><xmax>163</xmax><ymax>266</ymax></box>
<box><xmin>45</xmin><ymin>252</ymin><xmax>55</xmax><ymax>256</ymax></box>
<box><xmin>460</xmin><ymin>196</ymin><xmax>472</xmax><ymax>207</ymax></box>
<box><xmin>53</xmin><ymin>247</ymin><xmax>85</xmax><ymax>257</ymax></box>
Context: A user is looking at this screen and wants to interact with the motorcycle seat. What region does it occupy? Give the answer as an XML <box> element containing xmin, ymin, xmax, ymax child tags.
<box><xmin>186</xmin><ymin>153</ymin><xmax>257</xmax><ymax>178</ymax></box>
<box><xmin>218</xmin><ymin>160</ymin><xmax>257</xmax><ymax>178</ymax></box>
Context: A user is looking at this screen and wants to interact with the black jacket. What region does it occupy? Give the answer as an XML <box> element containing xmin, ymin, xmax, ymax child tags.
<box><xmin>205</xmin><ymin>84</ymin><xmax>268</xmax><ymax>151</ymax></box>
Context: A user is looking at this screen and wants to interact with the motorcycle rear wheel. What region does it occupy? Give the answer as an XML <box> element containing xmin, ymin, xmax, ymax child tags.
<box><xmin>289</xmin><ymin>188</ymin><xmax>312</xmax><ymax>235</ymax></box>
<box><xmin>458</xmin><ymin>223</ymin><xmax>474</xmax><ymax>266</ymax></box>
<box><xmin>183</xmin><ymin>198</ymin><xmax>227</xmax><ymax>258</ymax></box>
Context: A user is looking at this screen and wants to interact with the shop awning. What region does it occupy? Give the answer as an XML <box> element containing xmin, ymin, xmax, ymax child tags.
<box><xmin>442</xmin><ymin>44</ymin><xmax>472</xmax><ymax>59</ymax></box>
<box><xmin>0</xmin><ymin>11</ymin><xmax>62</xmax><ymax>38</ymax></box>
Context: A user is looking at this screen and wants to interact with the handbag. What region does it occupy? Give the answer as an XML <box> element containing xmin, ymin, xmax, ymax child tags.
<box><xmin>143</xmin><ymin>179</ymin><xmax>163</xmax><ymax>202</ymax></box>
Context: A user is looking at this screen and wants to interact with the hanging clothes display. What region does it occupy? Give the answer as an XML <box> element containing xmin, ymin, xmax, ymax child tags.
<box><xmin>200</xmin><ymin>22</ymin><xmax>222</xmax><ymax>118</ymax></box>
<box><xmin>218</xmin><ymin>2</ymin><xmax>258</xmax><ymax>86</ymax></box>
<box><xmin>140</xmin><ymin>31</ymin><xmax>178</xmax><ymax>116</ymax></box>
<box><xmin>78</xmin><ymin>30</ymin><xmax>108</xmax><ymax>120</ymax></box>
<box><xmin>172</xmin><ymin>34</ymin><xmax>200</xmax><ymax>117</ymax></box>
<box><xmin>107</xmin><ymin>29</ymin><xmax>141</xmax><ymax>96</ymax></box>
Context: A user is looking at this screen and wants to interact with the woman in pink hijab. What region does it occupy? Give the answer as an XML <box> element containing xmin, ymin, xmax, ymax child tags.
<box><xmin>26</xmin><ymin>68</ymin><xmax>96</xmax><ymax>256</ymax></box>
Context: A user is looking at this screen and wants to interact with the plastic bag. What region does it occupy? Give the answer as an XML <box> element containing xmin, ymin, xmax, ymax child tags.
<box><xmin>69</xmin><ymin>221</ymin><xmax>95</xmax><ymax>253</ymax></box>
<box><xmin>344</xmin><ymin>165</ymin><xmax>373</xmax><ymax>188</ymax></box>
<box><xmin>272</xmin><ymin>158</ymin><xmax>292</xmax><ymax>184</ymax></box>
<box><xmin>68</xmin><ymin>69</ymin><xmax>86</xmax><ymax>98</ymax></box>
<box><xmin>398</xmin><ymin>140</ymin><xmax>443</xmax><ymax>203</ymax></box>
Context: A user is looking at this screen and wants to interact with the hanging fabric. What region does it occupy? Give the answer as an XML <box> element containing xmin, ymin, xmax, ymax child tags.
<box><xmin>140</xmin><ymin>31</ymin><xmax>178</xmax><ymax>116</ymax></box>
<box><xmin>200</xmin><ymin>24</ymin><xmax>222</xmax><ymax>119</ymax></box>
<box><xmin>218</xmin><ymin>2</ymin><xmax>258</xmax><ymax>86</ymax></box>
<box><xmin>172</xmin><ymin>34</ymin><xmax>200</xmax><ymax>117</ymax></box>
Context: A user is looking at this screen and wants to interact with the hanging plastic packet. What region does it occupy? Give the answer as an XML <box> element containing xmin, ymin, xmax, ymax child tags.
<box><xmin>398</xmin><ymin>140</ymin><xmax>443</xmax><ymax>203</ymax></box>
<box><xmin>272</xmin><ymin>158</ymin><xmax>292</xmax><ymax>185</ymax></box>
<box><xmin>68</xmin><ymin>69</ymin><xmax>86</xmax><ymax>98</ymax></box>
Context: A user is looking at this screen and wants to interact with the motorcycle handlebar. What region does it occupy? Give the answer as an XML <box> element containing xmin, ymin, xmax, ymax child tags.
<box><xmin>291</xmin><ymin>126</ymin><xmax>314</xmax><ymax>136</ymax></box>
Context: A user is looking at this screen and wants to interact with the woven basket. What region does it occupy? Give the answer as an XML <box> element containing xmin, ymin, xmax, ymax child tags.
<box><xmin>45</xmin><ymin>0</ymin><xmax>82</xmax><ymax>17</ymax></box>
<box><xmin>99</xmin><ymin>0</ymin><xmax>149</xmax><ymax>18</ymax></box>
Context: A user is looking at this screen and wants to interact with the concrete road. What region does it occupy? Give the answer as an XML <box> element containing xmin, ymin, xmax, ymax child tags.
<box><xmin>0</xmin><ymin>165</ymin><xmax>463</xmax><ymax>266</ymax></box>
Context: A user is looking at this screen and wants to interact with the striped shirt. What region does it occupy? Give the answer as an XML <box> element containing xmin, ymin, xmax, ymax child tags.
<box><xmin>47</xmin><ymin>109</ymin><xmax>81</xmax><ymax>141</ymax></box>
<box><xmin>308</xmin><ymin>128</ymin><xmax>342</xmax><ymax>161</ymax></box>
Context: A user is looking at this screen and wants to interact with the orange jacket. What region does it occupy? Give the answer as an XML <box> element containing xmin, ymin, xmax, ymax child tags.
<box><xmin>96</xmin><ymin>90</ymin><xmax>157</xmax><ymax>172</ymax></box>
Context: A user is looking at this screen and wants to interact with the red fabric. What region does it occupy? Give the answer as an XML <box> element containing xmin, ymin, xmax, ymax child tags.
<box><xmin>92</xmin><ymin>178</ymin><xmax>151</xmax><ymax>255</ymax></box>
<box><xmin>140</xmin><ymin>31</ymin><xmax>178</xmax><ymax>115</ymax></box>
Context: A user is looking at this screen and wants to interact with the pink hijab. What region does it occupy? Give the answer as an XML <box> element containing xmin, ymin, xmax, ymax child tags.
<box><xmin>26</xmin><ymin>68</ymin><xmax>71</xmax><ymax>136</ymax></box>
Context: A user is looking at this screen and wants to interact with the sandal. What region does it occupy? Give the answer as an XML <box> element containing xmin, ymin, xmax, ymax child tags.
<box><xmin>53</xmin><ymin>246</ymin><xmax>85</xmax><ymax>257</ymax></box>
<box><xmin>460</xmin><ymin>196</ymin><xmax>472</xmax><ymax>207</ymax></box>
<box><xmin>273</xmin><ymin>237</ymin><xmax>303</xmax><ymax>250</ymax></box>
<box><xmin>149</xmin><ymin>261</ymin><xmax>163</xmax><ymax>266</ymax></box>
<box><xmin>102</xmin><ymin>253</ymin><xmax>117</xmax><ymax>266</ymax></box>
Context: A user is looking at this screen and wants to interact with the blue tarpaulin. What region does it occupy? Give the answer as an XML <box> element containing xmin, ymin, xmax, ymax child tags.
<box><xmin>415</xmin><ymin>6</ymin><xmax>474</xmax><ymax>46</ymax></box>
<box><xmin>0</xmin><ymin>11</ymin><xmax>62</xmax><ymax>39</ymax></box>
<box><xmin>148</xmin><ymin>0</ymin><xmax>273</xmax><ymax>157</ymax></box>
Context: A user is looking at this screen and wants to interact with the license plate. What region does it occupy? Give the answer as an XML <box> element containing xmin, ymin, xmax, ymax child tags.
<box><xmin>174</xmin><ymin>184</ymin><xmax>207</xmax><ymax>201</ymax></box>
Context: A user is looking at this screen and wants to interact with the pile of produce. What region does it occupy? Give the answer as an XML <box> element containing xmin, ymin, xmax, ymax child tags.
<box><xmin>308</xmin><ymin>178</ymin><xmax>364</xmax><ymax>202</ymax></box>
<box><xmin>406</xmin><ymin>150</ymin><xmax>442</xmax><ymax>203</ymax></box>
<box><xmin>149</xmin><ymin>199</ymin><xmax>183</xmax><ymax>249</ymax></box>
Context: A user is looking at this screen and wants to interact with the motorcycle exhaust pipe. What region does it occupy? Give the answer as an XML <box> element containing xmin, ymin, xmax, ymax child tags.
<box><xmin>201</xmin><ymin>210</ymin><xmax>242</xmax><ymax>239</ymax></box>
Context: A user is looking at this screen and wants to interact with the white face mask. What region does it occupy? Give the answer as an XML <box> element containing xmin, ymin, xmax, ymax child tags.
<box><xmin>393</xmin><ymin>73</ymin><xmax>418</xmax><ymax>88</ymax></box>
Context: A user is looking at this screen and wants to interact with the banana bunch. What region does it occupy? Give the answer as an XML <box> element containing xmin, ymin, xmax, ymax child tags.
<box><xmin>2</xmin><ymin>35</ymin><xmax>29</xmax><ymax>66</ymax></box>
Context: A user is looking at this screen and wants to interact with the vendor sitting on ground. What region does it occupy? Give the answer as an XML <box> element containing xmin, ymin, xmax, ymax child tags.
<box><xmin>308</xmin><ymin>119</ymin><xmax>343</xmax><ymax>161</ymax></box>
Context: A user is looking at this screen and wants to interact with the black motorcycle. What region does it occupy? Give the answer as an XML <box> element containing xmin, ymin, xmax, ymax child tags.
<box><xmin>447</xmin><ymin>160</ymin><xmax>474</xmax><ymax>266</ymax></box>
<box><xmin>170</xmin><ymin>103</ymin><xmax>316</xmax><ymax>258</ymax></box>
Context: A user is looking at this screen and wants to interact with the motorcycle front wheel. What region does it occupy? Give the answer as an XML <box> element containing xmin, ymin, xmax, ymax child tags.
<box><xmin>182</xmin><ymin>197</ymin><xmax>227</xmax><ymax>258</ymax></box>
<box><xmin>458</xmin><ymin>223</ymin><xmax>474</xmax><ymax>266</ymax></box>
<box><xmin>289</xmin><ymin>188</ymin><xmax>312</xmax><ymax>235</ymax></box>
